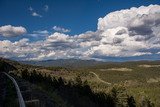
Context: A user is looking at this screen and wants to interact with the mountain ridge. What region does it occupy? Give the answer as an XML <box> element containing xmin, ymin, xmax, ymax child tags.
<box><xmin>20</xmin><ymin>58</ymin><xmax>160</xmax><ymax>68</ymax></box>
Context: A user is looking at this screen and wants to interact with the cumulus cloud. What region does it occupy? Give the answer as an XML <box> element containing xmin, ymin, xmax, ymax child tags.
<box><xmin>53</xmin><ymin>26</ymin><xmax>71</xmax><ymax>33</ymax></box>
<box><xmin>1</xmin><ymin>5</ymin><xmax>160</xmax><ymax>60</ymax></box>
<box><xmin>0</xmin><ymin>25</ymin><xmax>27</xmax><ymax>37</ymax></box>
<box><xmin>92</xmin><ymin>5</ymin><xmax>160</xmax><ymax>57</ymax></box>
<box><xmin>98</xmin><ymin>5</ymin><xmax>160</xmax><ymax>30</ymax></box>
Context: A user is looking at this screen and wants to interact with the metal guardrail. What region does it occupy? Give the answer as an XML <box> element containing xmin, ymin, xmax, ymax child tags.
<box><xmin>3</xmin><ymin>72</ymin><xmax>26</xmax><ymax>107</ymax></box>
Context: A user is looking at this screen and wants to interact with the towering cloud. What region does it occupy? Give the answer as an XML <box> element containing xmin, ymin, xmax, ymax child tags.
<box><xmin>92</xmin><ymin>5</ymin><xmax>160</xmax><ymax>57</ymax></box>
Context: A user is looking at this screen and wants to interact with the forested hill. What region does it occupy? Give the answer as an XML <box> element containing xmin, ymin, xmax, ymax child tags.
<box><xmin>0</xmin><ymin>57</ymin><xmax>40</xmax><ymax>72</ymax></box>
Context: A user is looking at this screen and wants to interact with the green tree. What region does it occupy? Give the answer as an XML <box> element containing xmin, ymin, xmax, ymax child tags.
<box><xmin>127</xmin><ymin>96</ymin><xmax>136</xmax><ymax>107</ymax></box>
<box><xmin>75</xmin><ymin>75</ymin><xmax>82</xmax><ymax>85</ymax></box>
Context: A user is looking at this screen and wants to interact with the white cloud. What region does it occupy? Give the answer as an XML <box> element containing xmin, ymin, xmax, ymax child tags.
<box><xmin>98</xmin><ymin>5</ymin><xmax>160</xmax><ymax>31</ymax></box>
<box><xmin>28</xmin><ymin>6</ymin><xmax>42</xmax><ymax>18</ymax></box>
<box><xmin>157</xmin><ymin>52</ymin><xmax>160</xmax><ymax>54</ymax></box>
<box><xmin>28</xmin><ymin>5</ymin><xmax>48</xmax><ymax>18</ymax></box>
<box><xmin>28</xmin><ymin>6</ymin><xmax>33</xmax><ymax>11</ymax></box>
<box><xmin>32</xmin><ymin>12</ymin><xmax>42</xmax><ymax>17</ymax></box>
<box><xmin>44</xmin><ymin>5</ymin><xmax>49</xmax><ymax>12</ymax></box>
<box><xmin>1</xmin><ymin>5</ymin><xmax>160</xmax><ymax>60</ymax></box>
<box><xmin>53</xmin><ymin>26</ymin><xmax>71</xmax><ymax>33</ymax></box>
<box><xmin>0</xmin><ymin>25</ymin><xmax>27</xmax><ymax>37</ymax></box>
<box><xmin>33</xmin><ymin>30</ymin><xmax>49</xmax><ymax>34</ymax></box>
<box><xmin>91</xmin><ymin>4</ymin><xmax>160</xmax><ymax>57</ymax></box>
<box><xmin>28</xmin><ymin>30</ymin><xmax>49</xmax><ymax>37</ymax></box>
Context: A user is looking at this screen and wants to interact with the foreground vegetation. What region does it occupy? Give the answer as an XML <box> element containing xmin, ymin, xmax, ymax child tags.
<box><xmin>11</xmin><ymin>69</ymin><xmax>137</xmax><ymax>107</ymax></box>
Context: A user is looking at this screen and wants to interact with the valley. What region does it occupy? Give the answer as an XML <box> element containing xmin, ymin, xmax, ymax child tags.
<box><xmin>0</xmin><ymin>58</ymin><xmax>160</xmax><ymax>106</ymax></box>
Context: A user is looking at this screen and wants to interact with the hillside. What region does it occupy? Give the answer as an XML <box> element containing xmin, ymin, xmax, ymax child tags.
<box><xmin>0</xmin><ymin>59</ymin><xmax>16</xmax><ymax>73</ymax></box>
<box><xmin>1</xmin><ymin>58</ymin><xmax>160</xmax><ymax>106</ymax></box>
<box><xmin>77</xmin><ymin>61</ymin><xmax>160</xmax><ymax>106</ymax></box>
<box><xmin>0</xmin><ymin>58</ymin><xmax>126</xmax><ymax>107</ymax></box>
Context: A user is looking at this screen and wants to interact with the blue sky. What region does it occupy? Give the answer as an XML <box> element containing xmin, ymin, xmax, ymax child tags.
<box><xmin>0</xmin><ymin>0</ymin><xmax>160</xmax><ymax>61</ymax></box>
<box><xmin>0</xmin><ymin>0</ymin><xmax>159</xmax><ymax>35</ymax></box>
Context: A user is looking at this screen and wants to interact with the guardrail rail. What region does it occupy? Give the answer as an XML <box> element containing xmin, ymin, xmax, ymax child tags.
<box><xmin>3</xmin><ymin>72</ymin><xmax>26</xmax><ymax>107</ymax></box>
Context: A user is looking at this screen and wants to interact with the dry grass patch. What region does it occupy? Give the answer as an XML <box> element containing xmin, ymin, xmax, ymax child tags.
<box><xmin>147</xmin><ymin>78</ymin><xmax>160</xmax><ymax>83</ymax></box>
<box><xmin>139</xmin><ymin>64</ymin><xmax>160</xmax><ymax>68</ymax></box>
<box><xmin>107</xmin><ymin>68</ymin><xmax>132</xmax><ymax>72</ymax></box>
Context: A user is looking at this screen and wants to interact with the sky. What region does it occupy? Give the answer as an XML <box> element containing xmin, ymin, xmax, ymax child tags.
<box><xmin>0</xmin><ymin>0</ymin><xmax>160</xmax><ymax>61</ymax></box>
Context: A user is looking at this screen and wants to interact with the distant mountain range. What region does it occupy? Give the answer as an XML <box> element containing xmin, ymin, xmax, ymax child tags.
<box><xmin>20</xmin><ymin>58</ymin><xmax>160</xmax><ymax>68</ymax></box>
<box><xmin>1</xmin><ymin>57</ymin><xmax>160</xmax><ymax>69</ymax></box>
<box><xmin>20</xmin><ymin>59</ymin><xmax>106</xmax><ymax>68</ymax></box>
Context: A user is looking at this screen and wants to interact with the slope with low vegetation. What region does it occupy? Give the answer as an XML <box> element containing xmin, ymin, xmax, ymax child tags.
<box><xmin>0</xmin><ymin>58</ymin><xmax>159</xmax><ymax>106</ymax></box>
